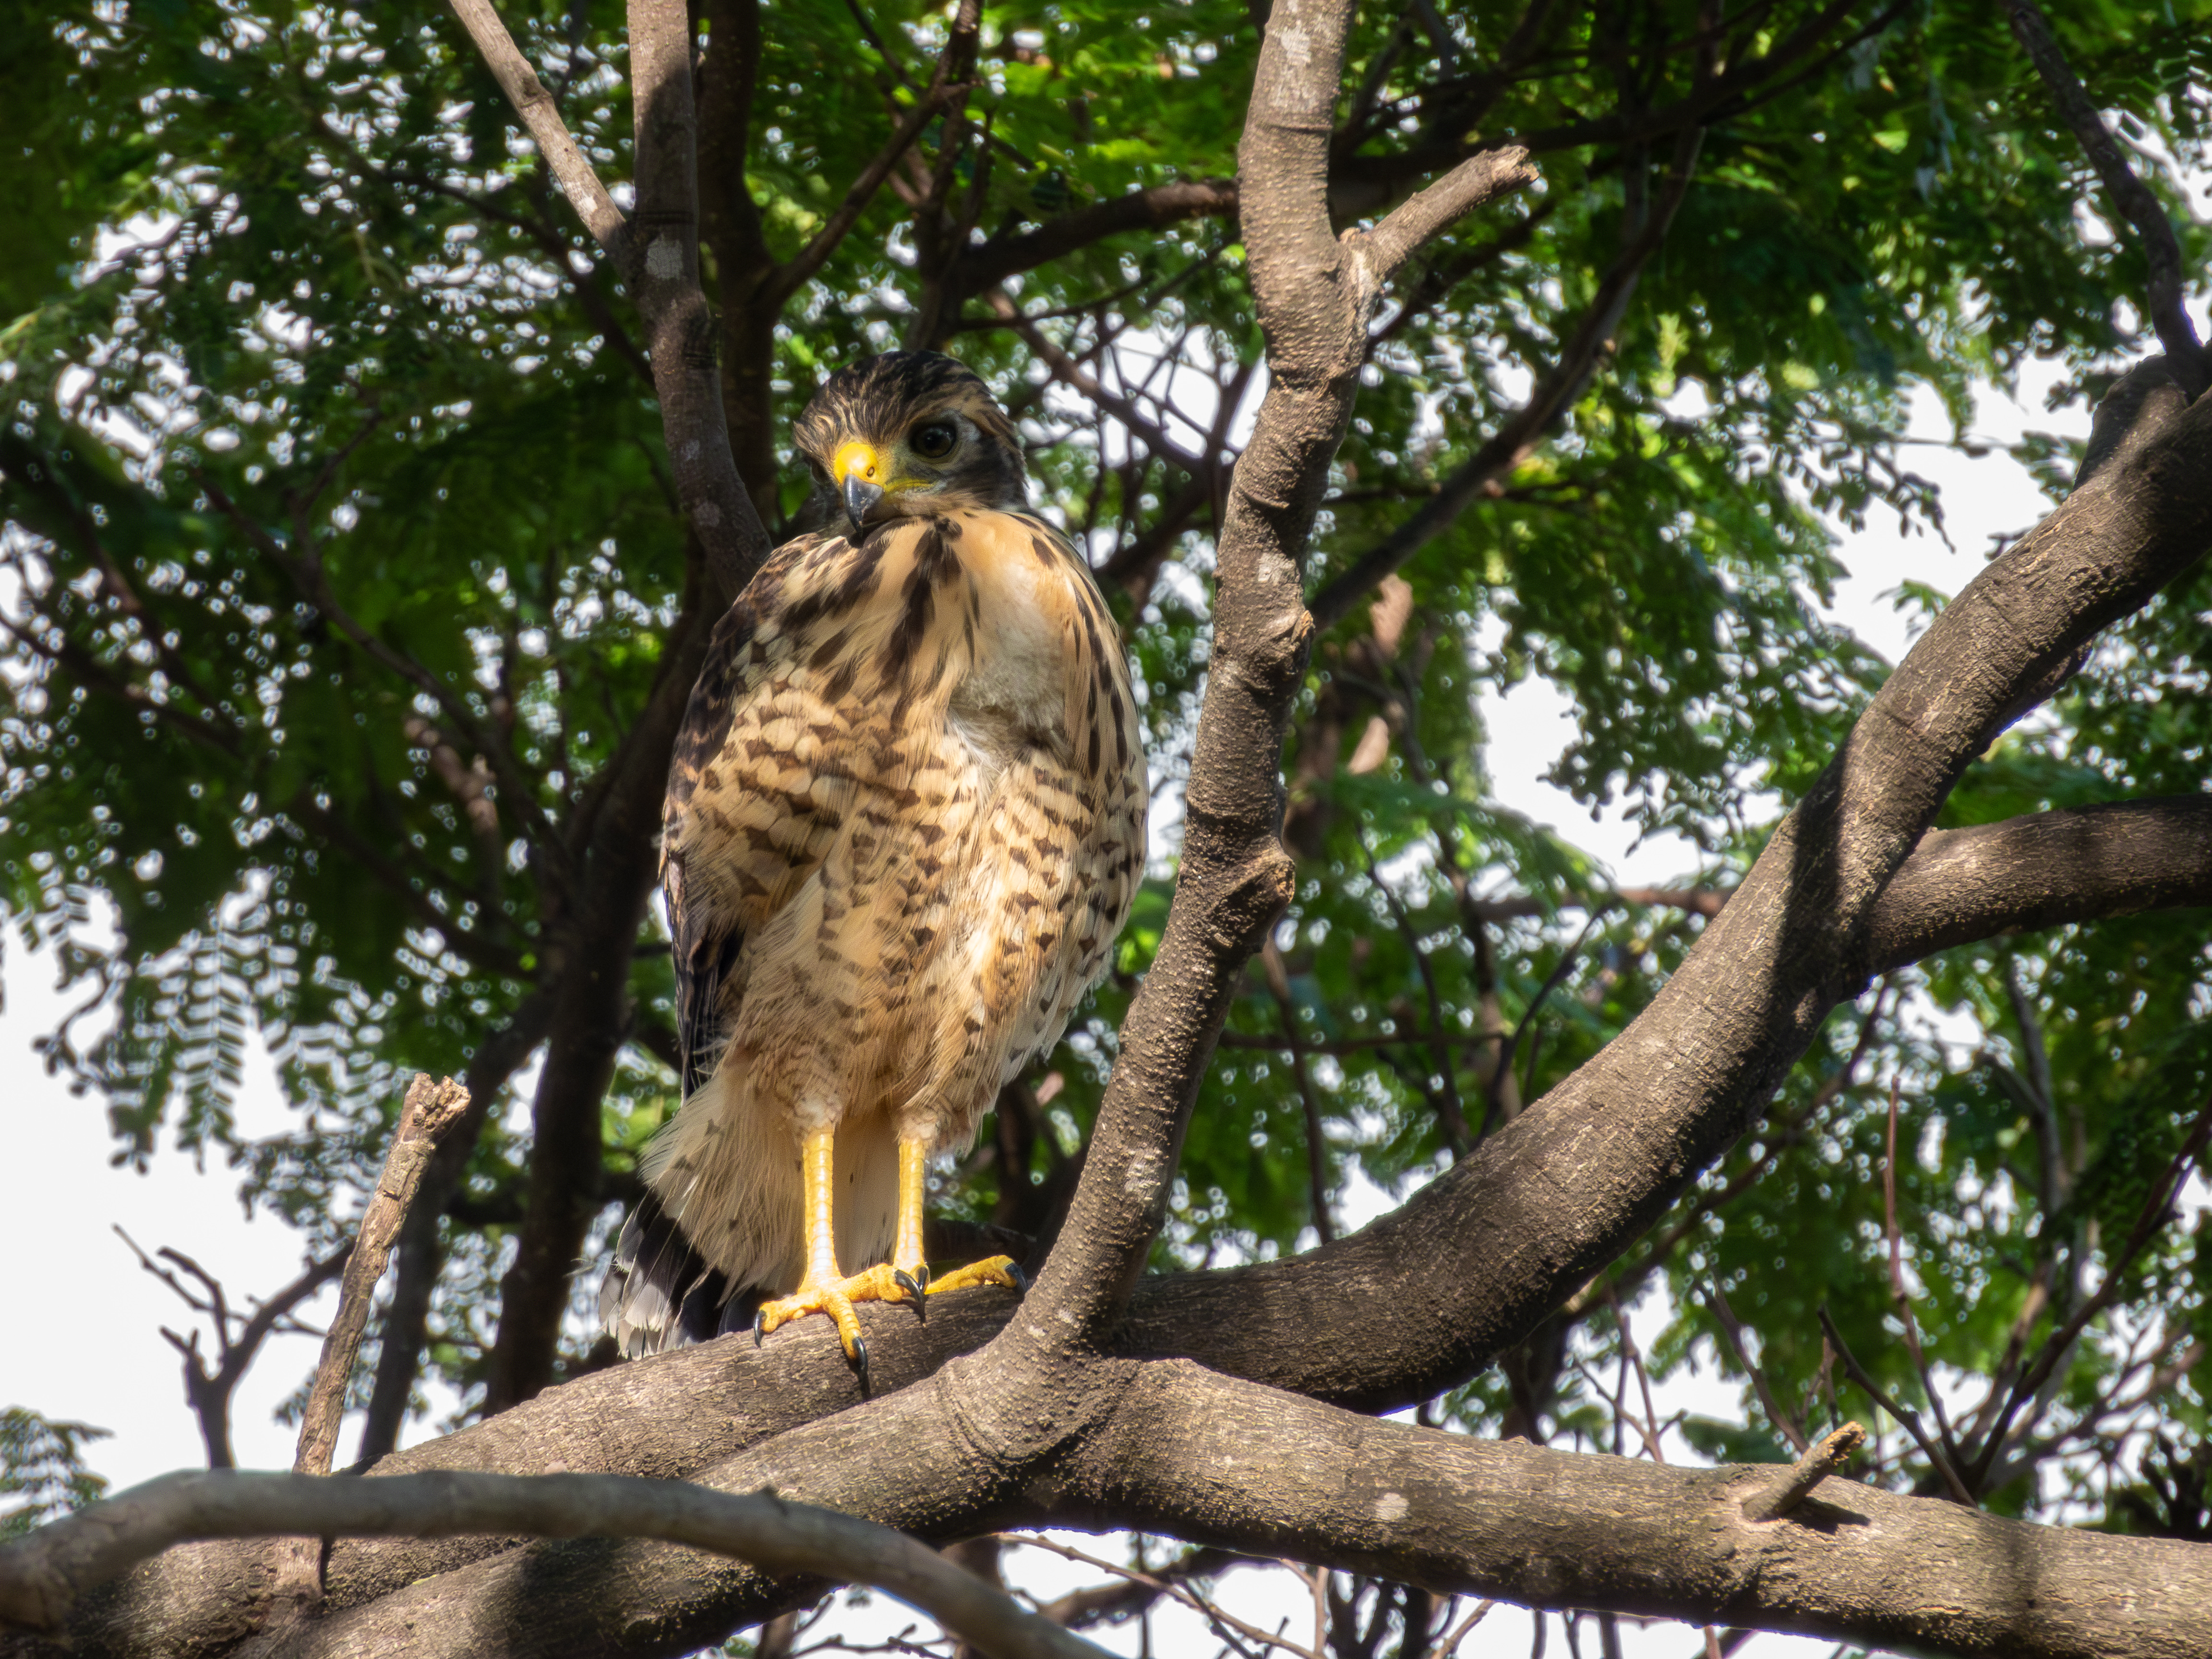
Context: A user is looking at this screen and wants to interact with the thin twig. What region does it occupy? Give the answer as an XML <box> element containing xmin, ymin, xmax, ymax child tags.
<box><xmin>1440</xmin><ymin>1599</ymin><xmax>1496</xmax><ymax>1654</ymax></box>
<box><xmin>1703</xmin><ymin>1284</ymin><xmax>1808</xmax><ymax>1454</ymax></box>
<box><xmin>1006</xmin><ymin>1535</ymin><xmax>1305</xmax><ymax>1659</ymax></box>
<box><xmin>113</xmin><ymin>1230</ymin><xmax>349</xmax><ymax>1471</ymax></box>
<box><xmin>1815</xmin><ymin>1307</ymin><xmax>1974</xmax><ymax>1505</ymax></box>
<box><xmin>1882</xmin><ymin>1078</ymin><xmax>1963</xmax><ymax>1462</ymax></box>
<box><xmin>1965</xmin><ymin>1094</ymin><xmax>2212</xmax><ymax>1490</ymax></box>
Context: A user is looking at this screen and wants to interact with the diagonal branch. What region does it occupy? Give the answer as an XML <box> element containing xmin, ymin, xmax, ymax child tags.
<box><xmin>445</xmin><ymin>0</ymin><xmax>773</xmax><ymax>598</ymax></box>
<box><xmin>444</xmin><ymin>0</ymin><xmax>630</xmax><ymax>253</ymax></box>
<box><xmin>1310</xmin><ymin>123</ymin><xmax>1701</xmax><ymax>629</ymax></box>
<box><xmin>1999</xmin><ymin>0</ymin><xmax>2208</xmax><ymax>398</ymax></box>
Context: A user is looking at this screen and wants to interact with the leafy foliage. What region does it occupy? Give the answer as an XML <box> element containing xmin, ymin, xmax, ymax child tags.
<box><xmin>0</xmin><ymin>1407</ymin><xmax>110</xmax><ymax>1539</ymax></box>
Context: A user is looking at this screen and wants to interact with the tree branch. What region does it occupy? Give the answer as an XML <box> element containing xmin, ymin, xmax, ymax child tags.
<box><xmin>1999</xmin><ymin>0</ymin><xmax>2208</xmax><ymax>398</ymax></box>
<box><xmin>1310</xmin><ymin>123</ymin><xmax>1700</xmax><ymax>629</ymax></box>
<box><xmin>292</xmin><ymin>1076</ymin><xmax>471</xmax><ymax>1481</ymax></box>
<box><xmin>446</xmin><ymin>0</ymin><xmax>773</xmax><ymax>598</ymax></box>
<box><xmin>1862</xmin><ymin>795</ymin><xmax>2212</xmax><ymax>976</ymax></box>
<box><xmin>111</xmin><ymin>1234</ymin><xmax>349</xmax><ymax>1474</ymax></box>
<box><xmin>953</xmin><ymin>180</ymin><xmax>1240</xmax><ymax>294</ymax></box>
<box><xmin>0</xmin><ymin>1470</ymin><xmax>1109</xmax><ymax>1659</ymax></box>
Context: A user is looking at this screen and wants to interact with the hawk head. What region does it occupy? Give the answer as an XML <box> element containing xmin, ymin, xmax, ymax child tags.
<box><xmin>792</xmin><ymin>351</ymin><xmax>1027</xmax><ymax>531</ymax></box>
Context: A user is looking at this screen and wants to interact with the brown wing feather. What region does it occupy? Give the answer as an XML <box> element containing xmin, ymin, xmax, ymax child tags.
<box><xmin>661</xmin><ymin>529</ymin><xmax>876</xmax><ymax>1097</ymax></box>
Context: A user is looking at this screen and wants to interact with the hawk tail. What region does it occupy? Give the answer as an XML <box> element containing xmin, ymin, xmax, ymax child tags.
<box><xmin>597</xmin><ymin>1189</ymin><xmax>762</xmax><ymax>1357</ymax></box>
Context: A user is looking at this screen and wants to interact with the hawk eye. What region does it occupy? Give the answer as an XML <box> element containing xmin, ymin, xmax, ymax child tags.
<box><xmin>910</xmin><ymin>421</ymin><xmax>958</xmax><ymax>460</ymax></box>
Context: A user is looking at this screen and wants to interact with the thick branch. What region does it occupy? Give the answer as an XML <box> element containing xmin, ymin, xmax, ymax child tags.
<box><xmin>1143</xmin><ymin>358</ymin><xmax>2212</xmax><ymax>1410</ymax></box>
<box><xmin>1863</xmin><ymin>796</ymin><xmax>2212</xmax><ymax>975</ymax></box>
<box><xmin>1060</xmin><ymin>1364</ymin><xmax>2212</xmax><ymax>1659</ymax></box>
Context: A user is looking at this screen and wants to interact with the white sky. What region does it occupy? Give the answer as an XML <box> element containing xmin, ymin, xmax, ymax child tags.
<box><xmin>0</xmin><ymin>364</ymin><xmax>2095</xmax><ymax>1656</ymax></box>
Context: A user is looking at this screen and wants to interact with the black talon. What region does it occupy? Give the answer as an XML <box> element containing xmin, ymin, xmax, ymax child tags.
<box><xmin>894</xmin><ymin>1268</ymin><xmax>927</xmax><ymax>1324</ymax></box>
<box><xmin>752</xmin><ymin>1310</ymin><xmax>767</xmax><ymax>1348</ymax></box>
<box><xmin>1006</xmin><ymin>1262</ymin><xmax>1029</xmax><ymax>1295</ymax></box>
<box><xmin>850</xmin><ymin>1334</ymin><xmax>870</xmax><ymax>1395</ymax></box>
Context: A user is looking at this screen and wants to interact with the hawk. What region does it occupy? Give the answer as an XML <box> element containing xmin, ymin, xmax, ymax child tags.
<box><xmin>599</xmin><ymin>351</ymin><xmax>1147</xmax><ymax>1384</ymax></box>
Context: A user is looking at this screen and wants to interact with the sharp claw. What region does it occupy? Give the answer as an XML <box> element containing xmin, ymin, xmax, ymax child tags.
<box><xmin>894</xmin><ymin>1268</ymin><xmax>927</xmax><ymax>1323</ymax></box>
<box><xmin>1006</xmin><ymin>1261</ymin><xmax>1030</xmax><ymax>1295</ymax></box>
<box><xmin>850</xmin><ymin>1334</ymin><xmax>870</xmax><ymax>1395</ymax></box>
<box><xmin>753</xmin><ymin>1309</ymin><xmax>767</xmax><ymax>1348</ymax></box>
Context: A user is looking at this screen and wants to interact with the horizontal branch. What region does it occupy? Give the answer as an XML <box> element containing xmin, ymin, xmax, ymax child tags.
<box><xmin>1864</xmin><ymin>795</ymin><xmax>2212</xmax><ymax>975</ymax></box>
<box><xmin>0</xmin><ymin>1470</ymin><xmax>1106</xmax><ymax>1659</ymax></box>
<box><xmin>1066</xmin><ymin>1363</ymin><xmax>2212</xmax><ymax>1659</ymax></box>
<box><xmin>48</xmin><ymin>786</ymin><xmax>2212</xmax><ymax>1652</ymax></box>
<box><xmin>954</xmin><ymin>179</ymin><xmax>1239</xmax><ymax>292</ymax></box>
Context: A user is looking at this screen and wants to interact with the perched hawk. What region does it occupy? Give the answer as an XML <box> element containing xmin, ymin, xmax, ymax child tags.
<box><xmin>600</xmin><ymin>352</ymin><xmax>1147</xmax><ymax>1383</ymax></box>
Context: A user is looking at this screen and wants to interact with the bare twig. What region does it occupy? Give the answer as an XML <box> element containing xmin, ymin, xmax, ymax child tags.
<box><xmin>113</xmin><ymin>1230</ymin><xmax>349</xmax><ymax>1471</ymax></box>
<box><xmin>1742</xmin><ymin>1422</ymin><xmax>1866</xmax><ymax>1522</ymax></box>
<box><xmin>1439</xmin><ymin>1599</ymin><xmax>1496</xmax><ymax>1654</ymax></box>
<box><xmin>294</xmin><ymin>1074</ymin><xmax>473</xmax><ymax>1479</ymax></box>
<box><xmin>1881</xmin><ymin>1078</ymin><xmax>1962</xmax><ymax>1463</ymax></box>
<box><xmin>1006</xmin><ymin>1536</ymin><xmax>1299</xmax><ymax>1659</ymax></box>
<box><xmin>1703</xmin><ymin>1285</ymin><xmax>1808</xmax><ymax>1454</ymax></box>
<box><xmin>0</xmin><ymin>1470</ymin><xmax>1111</xmax><ymax>1659</ymax></box>
<box><xmin>1965</xmin><ymin>1095</ymin><xmax>2212</xmax><ymax>1490</ymax></box>
<box><xmin>1815</xmin><ymin>1307</ymin><xmax>1974</xmax><ymax>1506</ymax></box>
<box><xmin>253</xmin><ymin>1076</ymin><xmax>474</xmax><ymax>1625</ymax></box>
<box><xmin>1262</xmin><ymin>941</ymin><xmax>1336</xmax><ymax>1245</ymax></box>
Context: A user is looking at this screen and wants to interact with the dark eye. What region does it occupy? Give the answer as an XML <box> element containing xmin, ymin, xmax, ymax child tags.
<box><xmin>910</xmin><ymin>421</ymin><xmax>958</xmax><ymax>460</ymax></box>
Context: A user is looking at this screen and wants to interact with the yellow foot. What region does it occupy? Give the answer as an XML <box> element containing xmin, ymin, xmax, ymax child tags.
<box><xmin>922</xmin><ymin>1254</ymin><xmax>1028</xmax><ymax>1302</ymax></box>
<box><xmin>752</xmin><ymin>1263</ymin><xmax>925</xmax><ymax>1391</ymax></box>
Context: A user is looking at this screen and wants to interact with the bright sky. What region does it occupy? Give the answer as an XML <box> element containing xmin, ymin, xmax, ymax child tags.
<box><xmin>0</xmin><ymin>363</ymin><xmax>2094</xmax><ymax>1655</ymax></box>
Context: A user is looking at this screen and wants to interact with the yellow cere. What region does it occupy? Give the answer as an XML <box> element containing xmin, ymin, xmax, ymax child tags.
<box><xmin>832</xmin><ymin>440</ymin><xmax>882</xmax><ymax>486</ymax></box>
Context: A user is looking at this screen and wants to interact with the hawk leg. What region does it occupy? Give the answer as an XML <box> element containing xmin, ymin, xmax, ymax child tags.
<box><xmin>885</xmin><ymin>1140</ymin><xmax>1027</xmax><ymax>1311</ymax></box>
<box><xmin>752</xmin><ymin>1130</ymin><xmax>920</xmax><ymax>1389</ymax></box>
<box><xmin>752</xmin><ymin>1134</ymin><xmax>1023</xmax><ymax>1389</ymax></box>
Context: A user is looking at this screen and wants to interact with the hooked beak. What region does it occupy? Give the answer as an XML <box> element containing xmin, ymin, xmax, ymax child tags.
<box><xmin>834</xmin><ymin>439</ymin><xmax>889</xmax><ymax>530</ymax></box>
<box><xmin>842</xmin><ymin>472</ymin><xmax>885</xmax><ymax>529</ymax></box>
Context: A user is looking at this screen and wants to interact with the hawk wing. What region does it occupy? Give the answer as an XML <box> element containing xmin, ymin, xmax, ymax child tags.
<box><xmin>661</xmin><ymin>529</ymin><xmax>877</xmax><ymax>1099</ymax></box>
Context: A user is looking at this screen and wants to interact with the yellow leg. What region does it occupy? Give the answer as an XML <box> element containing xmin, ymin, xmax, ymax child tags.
<box><xmin>752</xmin><ymin>1130</ymin><xmax>918</xmax><ymax>1386</ymax></box>
<box><xmin>752</xmin><ymin>1133</ymin><xmax>1027</xmax><ymax>1385</ymax></box>
<box><xmin>890</xmin><ymin>1139</ymin><xmax>1026</xmax><ymax>1308</ymax></box>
